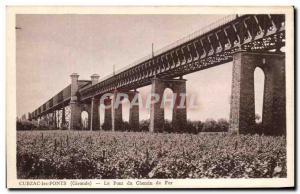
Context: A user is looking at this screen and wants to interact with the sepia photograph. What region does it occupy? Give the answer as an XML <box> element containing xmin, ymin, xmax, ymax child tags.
<box><xmin>6</xmin><ymin>6</ymin><xmax>294</xmax><ymax>188</ymax></box>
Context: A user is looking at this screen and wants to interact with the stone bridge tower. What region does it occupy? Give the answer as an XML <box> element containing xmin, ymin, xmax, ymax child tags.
<box><xmin>69</xmin><ymin>73</ymin><xmax>100</xmax><ymax>130</ymax></box>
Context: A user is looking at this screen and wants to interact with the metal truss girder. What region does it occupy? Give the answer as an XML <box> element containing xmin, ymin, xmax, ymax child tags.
<box><xmin>32</xmin><ymin>14</ymin><xmax>286</xmax><ymax>109</ymax></box>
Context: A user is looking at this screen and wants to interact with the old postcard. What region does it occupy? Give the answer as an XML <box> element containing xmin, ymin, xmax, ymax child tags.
<box><xmin>6</xmin><ymin>6</ymin><xmax>294</xmax><ymax>188</ymax></box>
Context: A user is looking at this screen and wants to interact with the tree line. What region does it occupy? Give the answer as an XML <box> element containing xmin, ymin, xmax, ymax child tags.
<box><xmin>17</xmin><ymin>118</ymin><xmax>264</xmax><ymax>134</ymax></box>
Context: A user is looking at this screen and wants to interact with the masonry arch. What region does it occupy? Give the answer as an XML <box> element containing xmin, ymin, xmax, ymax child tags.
<box><xmin>122</xmin><ymin>98</ymin><xmax>131</xmax><ymax>122</ymax></box>
<box><xmin>99</xmin><ymin>103</ymin><xmax>105</xmax><ymax>129</ymax></box>
<box><xmin>162</xmin><ymin>87</ymin><xmax>174</xmax><ymax>127</ymax></box>
<box><xmin>81</xmin><ymin>111</ymin><xmax>89</xmax><ymax>130</ymax></box>
<box><xmin>254</xmin><ymin>67</ymin><xmax>265</xmax><ymax>124</ymax></box>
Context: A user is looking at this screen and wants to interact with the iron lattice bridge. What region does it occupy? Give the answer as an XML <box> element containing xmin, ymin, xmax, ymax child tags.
<box><xmin>31</xmin><ymin>14</ymin><xmax>285</xmax><ymax>119</ymax></box>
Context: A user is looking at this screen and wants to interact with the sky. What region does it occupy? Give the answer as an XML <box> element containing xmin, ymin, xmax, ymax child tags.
<box><xmin>16</xmin><ymin>14</ymin><xmax>265</xmax><ymax>122</ymax></box>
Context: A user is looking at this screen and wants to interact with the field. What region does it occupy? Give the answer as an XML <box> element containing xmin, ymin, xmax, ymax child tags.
<box><xmin>17</xmin><ymin>130</ymin><xmax>286</xmax><ymax>179</ymax></box>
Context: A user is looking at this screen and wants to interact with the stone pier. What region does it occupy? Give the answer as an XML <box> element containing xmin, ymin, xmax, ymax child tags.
<box><xmin>112</xmin><ymin>89</ymin><xmax>123</xmax><ymax>131</ymax></box>
<box><xmin>102</xmin><ymin>97</ymin><xmax>112</xmax><ymax>130</ymax></box>
<box><xmin>229</xmin><ymin>51</ymin><xmax>286</xmax><ymax>135</ymax></box>
<box><xmin>69</xmin><ymin>73</ymin><xmax>82</xmax><ymax>130</ymax></box>
<box><xmin>90</xmin><ymin>97</ymin><xmax>100</xmax><ymax>131</ymax></box>
<box><xmin>90</xmin><ymin>74</ymin><xmax>100</xmax><ymax>131</ymax></box>
<box><xmin>149</xmin><ymin>78</ymin><xmax>187</xmax><ymax>132</ymax></box>
<box><xmin>128</xmin><ymin>90</ymin><xmax>140</xmax><ymax>131</ymax></box>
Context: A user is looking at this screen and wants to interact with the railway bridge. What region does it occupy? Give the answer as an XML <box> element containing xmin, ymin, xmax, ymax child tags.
<box><xmin>28</xmin><ymin>14</ymin><xmax>286</xmax><ymax>135</ymax></box>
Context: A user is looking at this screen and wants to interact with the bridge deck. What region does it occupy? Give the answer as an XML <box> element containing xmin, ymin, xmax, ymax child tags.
<box><xmin>31</xmin><ymin>14</ymin><xmax>285</xmax><ymax>118</ymax></box>
<box><xmin>31</xmin><ymin>81</ymin><xmax>91</xmax><ymax>118</ymax></box>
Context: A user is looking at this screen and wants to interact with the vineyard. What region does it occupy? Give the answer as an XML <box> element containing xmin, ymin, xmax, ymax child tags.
<box><xmin>17</xmin><ymin>130</ymin><xmax>286</xmax><ymax>179</ymax></box>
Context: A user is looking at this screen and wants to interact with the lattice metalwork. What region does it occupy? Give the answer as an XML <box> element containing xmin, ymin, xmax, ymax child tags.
<box><xmin>56</xmin><ymin>109</ymin><xmax>61</xmax><ymax>129</ymax></box>
<box><xmin>79</xmin><ymin>14</ymin><xmax>285</xmax><ymax>101</ymax></box>
<box><xmin>64</xmin><ymin>105</ymin><xmax>71</xmax><ymax>130</ymax></box>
